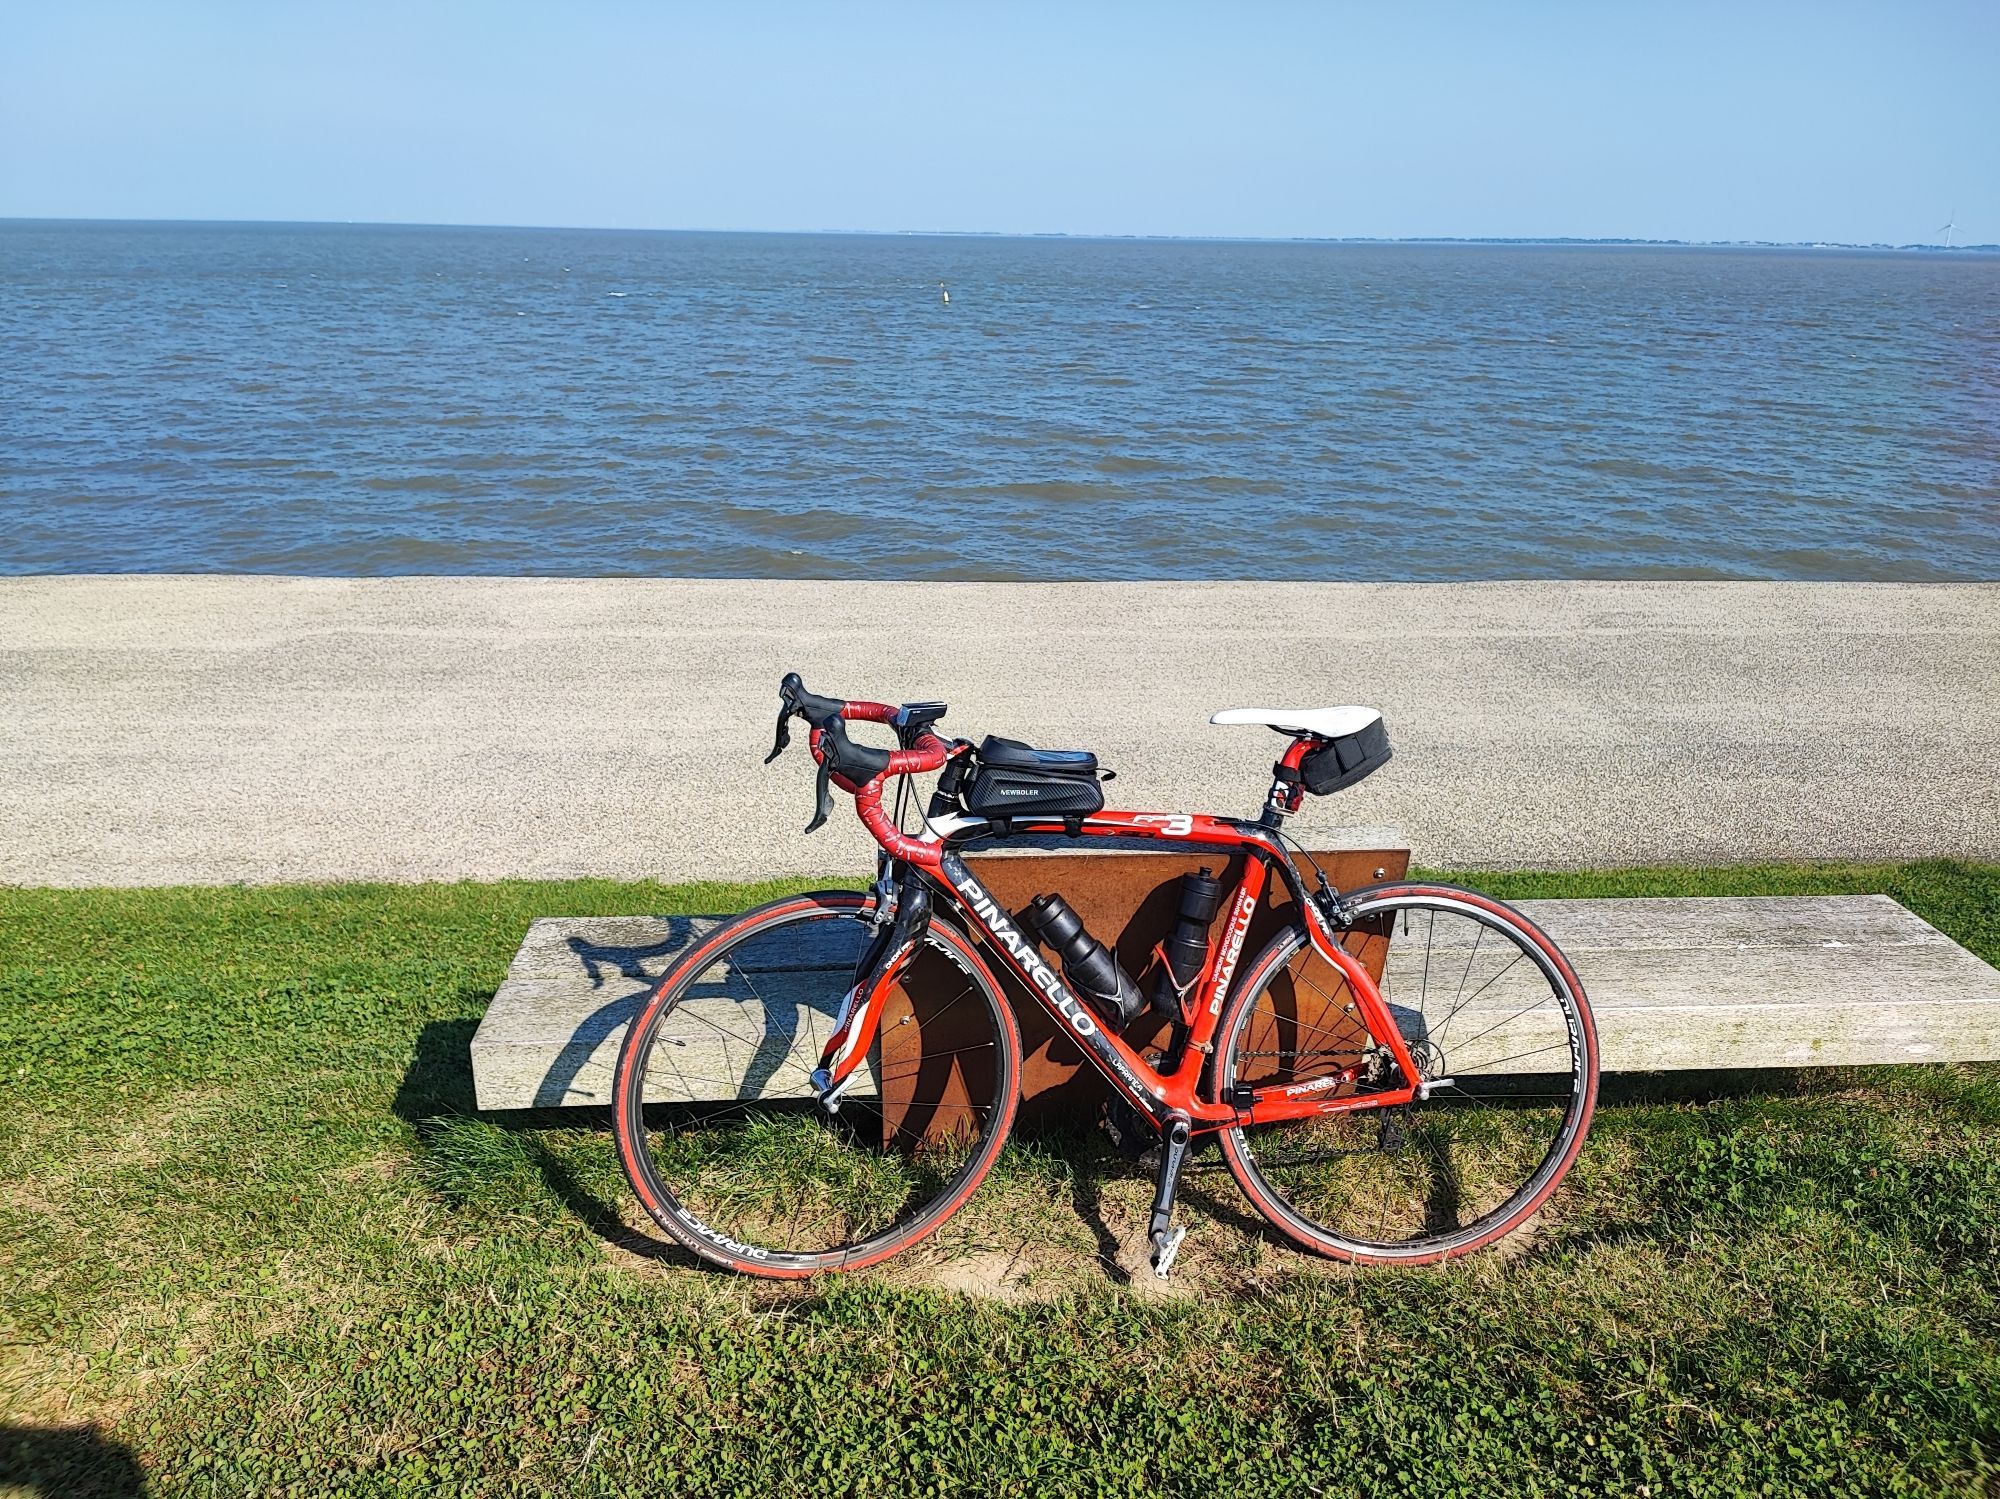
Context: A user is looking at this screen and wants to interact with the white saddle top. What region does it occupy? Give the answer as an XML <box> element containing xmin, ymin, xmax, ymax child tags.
<box><xmin>1211</xmin><ymin>705</ymin><xmax>1381</xmax><ymax>738</ymax></box>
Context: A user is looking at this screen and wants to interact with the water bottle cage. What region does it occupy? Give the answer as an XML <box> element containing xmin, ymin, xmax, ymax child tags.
<box><xmin>1142</xmin><ymin>937</ymin><xmax>1214</xmax><ymax>1026</ymax></box>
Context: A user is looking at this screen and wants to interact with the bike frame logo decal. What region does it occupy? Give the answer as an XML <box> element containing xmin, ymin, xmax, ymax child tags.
<box><xmin>949</xmin><ymin>870</ymin><xmax>1100</xmax><ymax>1040</ymax></box>
<box><xmin>1283</xmin><ymin>1073</ymin><xmax>1343</xmax><ymax>1098</ymax></box>
<box><xmin>1129</xmin><ymin>813</ymin><xmax>1194</xmax><ymax>837</ymax></box>
<box><xmin>1206</xmin><ymin>886</ymin><xmax>1260</xmax><ymax>1016</ymax></box>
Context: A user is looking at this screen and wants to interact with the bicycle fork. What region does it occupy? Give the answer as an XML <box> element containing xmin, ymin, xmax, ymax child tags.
<box><xmin>812</xmin><ymin>865</ymin><xmax>931</xmax><ymax>1106</ymax></box>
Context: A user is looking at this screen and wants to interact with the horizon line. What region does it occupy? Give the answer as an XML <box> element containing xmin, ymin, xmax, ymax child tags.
<box><xmin>1</xmin><ymin>214</ymin><xmax>1992</xmax><ymax>253</ymax></box>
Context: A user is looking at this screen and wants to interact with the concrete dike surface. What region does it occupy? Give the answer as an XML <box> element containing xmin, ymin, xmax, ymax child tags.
<box><xmin>0</xmin><ymin>577</ymin><xmax>1993</xmax><ymax>887</ymax></box>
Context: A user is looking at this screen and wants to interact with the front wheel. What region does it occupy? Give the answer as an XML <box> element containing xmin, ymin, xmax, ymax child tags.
<box><xmin>614</xmin><ymin>891</ymin><xmax>1021</xmax><ymax>1277</ymax></box>
<box><xmin>1215</xmin><ymin>882</ymin><xmax>1598</xmax><ymax>1264</ymax></box>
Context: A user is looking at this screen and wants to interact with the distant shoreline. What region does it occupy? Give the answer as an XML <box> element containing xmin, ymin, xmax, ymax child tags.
<box><xmin>3</xmin><ymin>216</ymin><xmax>1994</xmax><ymax>254</ymax></box>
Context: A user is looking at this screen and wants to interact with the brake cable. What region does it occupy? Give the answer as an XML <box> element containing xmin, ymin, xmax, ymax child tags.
<box><xmin>1270</xmin><ymin>823</ymin><xmax>1355</xmax><ymax>927</ymax></box>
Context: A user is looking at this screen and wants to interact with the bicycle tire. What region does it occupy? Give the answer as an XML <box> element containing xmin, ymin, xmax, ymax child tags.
<box><xmin>1215</xmin><ymin>881</ymin><xmax>1598</xmax><ymax>1265</ymax></box>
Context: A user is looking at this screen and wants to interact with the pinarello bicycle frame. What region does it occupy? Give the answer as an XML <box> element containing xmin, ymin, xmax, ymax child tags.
<box><xmin>806</xmin><ymin>698</ymin><xmax>1425</xmax><ymax>1136</ymax></box>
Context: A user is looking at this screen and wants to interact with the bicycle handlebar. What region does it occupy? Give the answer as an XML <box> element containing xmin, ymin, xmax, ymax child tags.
<box><xmin>767</xmin><ymin>673</ymin><xmax>956</xmax><ymax>835</ymax></box>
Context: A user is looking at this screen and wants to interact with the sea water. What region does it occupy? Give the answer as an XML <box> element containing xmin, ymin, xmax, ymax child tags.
<box><xmin>3</xmin><ymin>221</ymin><xmax>1994</xmax><ymax>579</ymax></box>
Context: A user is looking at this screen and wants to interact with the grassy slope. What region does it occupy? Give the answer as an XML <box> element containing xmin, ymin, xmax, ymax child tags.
<box><xmin>0</xmin><ymin>863</ymin><xmax>1996</xmax><ymax>1497</ymax></box>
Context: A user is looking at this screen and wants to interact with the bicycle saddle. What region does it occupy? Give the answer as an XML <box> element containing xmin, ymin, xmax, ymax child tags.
<box><xmin>976</xmin><ymin>735</ymin><xmax>1099</xmax><ymax>776</ymax></box>
<box><xmin>1210</xmin><ymin>706</ymin><xmax>1381</xmax><ymax>738</ymax></box>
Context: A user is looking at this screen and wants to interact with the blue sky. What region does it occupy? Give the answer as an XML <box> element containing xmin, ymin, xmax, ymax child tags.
<box><xmin>2</xmin><ymin>2</ymin><xmax>1992</xmax><ymax>243</ymax></box>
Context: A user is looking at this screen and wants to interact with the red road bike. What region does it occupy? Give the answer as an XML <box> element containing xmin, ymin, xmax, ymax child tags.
<box><xmin>615</xmin><ymin>675</ymin><xmax>1598</xmax><ymax>1278</ymax></box>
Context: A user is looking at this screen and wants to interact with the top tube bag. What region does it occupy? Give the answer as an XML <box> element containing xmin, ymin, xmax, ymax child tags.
<box><xmin>959</xmin><ymin>735</ymin><xmax>1107</xmax><ymax>819</ymax></box>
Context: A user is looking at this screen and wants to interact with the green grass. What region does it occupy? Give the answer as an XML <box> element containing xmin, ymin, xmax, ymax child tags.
<box><xmin>3</xmin><ymin>862</ymin><xmax>1998</xmax><ymax>1496</ymax></box>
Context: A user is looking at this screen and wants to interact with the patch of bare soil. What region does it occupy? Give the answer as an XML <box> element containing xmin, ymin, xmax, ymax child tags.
<box><xmin>592</xmin><ymin>1139</ymin><xmax>1578</xmax><ymax>1302</ymax></box>
<box><xmin>921</xmin><ymin>1250</ymin><xmax>1046</xmax><ymax>1303</ymax></box>
<box><xmin>594</xmin><ymin>1155</ymin><xmax>1365</xmax><ymax>1302</ymax></box>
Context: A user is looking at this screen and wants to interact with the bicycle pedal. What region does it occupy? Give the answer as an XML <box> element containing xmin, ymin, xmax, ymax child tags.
<box><xmin>1150</xmin><ymin>1225</ymin><xmax>1187</xmax><ymax>1279</ymax></box>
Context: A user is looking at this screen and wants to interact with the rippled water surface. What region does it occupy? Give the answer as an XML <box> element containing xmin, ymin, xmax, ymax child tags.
<box><xmin>3</xmin><ymin>221</ymin><xmax>1995</xmax><ymax>578</ymax></box>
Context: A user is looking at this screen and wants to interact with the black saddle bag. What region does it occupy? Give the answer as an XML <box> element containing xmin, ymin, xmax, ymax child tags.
<box><xmin>961</xmin><ymin>735</ymin><xmax>1107</xmax><ymax>819</ymax></box>
<box><xmin>1299</xmin><ymin>717</ymin><xmax>1392</xmax><ymax>795</ymax></box>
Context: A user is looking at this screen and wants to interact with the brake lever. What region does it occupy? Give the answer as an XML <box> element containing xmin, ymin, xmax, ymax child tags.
<box><xmin>765</xmin><ymin>703</ymin><xmax>792</xmax><ymax>764</ymax></box>
<box><xmin>803</xmin><ymin>756</ymin><xmax>834</xmax><ymax>833</ymax></box>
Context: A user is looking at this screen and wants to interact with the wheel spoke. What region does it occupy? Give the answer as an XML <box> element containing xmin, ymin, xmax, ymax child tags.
<box><xmin>1431</xmin><ymin>950</ymin><xmax>1527</xmax><ymax>1044</ymax></box>
<box><xmin>1441</xmin><ymin>990</ymin><xmax>1559</xmax><ymax>1058</ymax></box>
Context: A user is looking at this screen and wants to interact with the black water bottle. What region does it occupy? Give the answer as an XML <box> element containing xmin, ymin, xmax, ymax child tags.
<box><xmin>1151</xmin><ymin>868</ymin><xmax>1224</xmax><ymax>1019</ymax></box>
<box><xmin>1018</xmin><ymin>893</ymin><xmax>1146</xmax><ymax>1028</ymax></box>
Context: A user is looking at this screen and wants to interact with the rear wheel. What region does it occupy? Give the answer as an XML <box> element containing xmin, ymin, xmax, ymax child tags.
<box><xmin>1216</xmin><ymin>882</ymin><xmax>1597</xmax><ymax>1264</ymax></box>
<box><xmin>614</xmin><ymin>891</ymin><xmax>1021</xmax><ymax>1276</ymax></box>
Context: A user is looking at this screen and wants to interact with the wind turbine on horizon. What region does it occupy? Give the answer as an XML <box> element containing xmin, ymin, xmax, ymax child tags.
<box><xmin>1937</xmin><ymin>210</ymin><xmax>1957</xmax><ymax>249</ymax></box>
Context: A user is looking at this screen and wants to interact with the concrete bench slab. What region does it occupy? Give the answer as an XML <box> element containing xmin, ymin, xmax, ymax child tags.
<box><xmin>470</xmin><ymin>894</ymin><xmax>2000</xmax><ymax>1111</ymax></box>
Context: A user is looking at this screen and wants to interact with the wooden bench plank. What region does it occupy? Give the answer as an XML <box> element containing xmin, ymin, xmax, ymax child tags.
<box><xmin>469</xmin><ymin>894</ymin><xmax>2000</xmax><ymax>1111</ymax></box>
<box><xmin>1522</xmin><ymin>896</ymin><xmax>2000</xmax><ymax>1069</ymax></box>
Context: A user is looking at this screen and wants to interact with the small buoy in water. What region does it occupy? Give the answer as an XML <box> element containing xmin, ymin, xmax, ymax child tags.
<box><xmin>939</xmin><ymin>281</ymin><xmax>950</xmax><ymax>306</ymax></box>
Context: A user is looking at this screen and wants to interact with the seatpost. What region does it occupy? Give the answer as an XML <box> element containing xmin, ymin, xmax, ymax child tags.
<box><xmin>1260</xmin><ymin>770</ymin><xmax>1305</xmax><ymax>828</ymax></box>
<box><xmin>1258</xmin><ymin>774</ymin><xmax>1293</xmax><ymax>828</ymax></box>
<box><xmin>1259</xmin><ymin>736</ymin><xmax>1312</xmax><ymax>827</ymax></box>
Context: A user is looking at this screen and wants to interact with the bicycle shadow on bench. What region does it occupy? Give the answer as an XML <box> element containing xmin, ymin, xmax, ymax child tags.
<box><xmin>396</xmin><ymin>912</ymin><xmax>848</xmax><ymax>1276</ymax></box>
